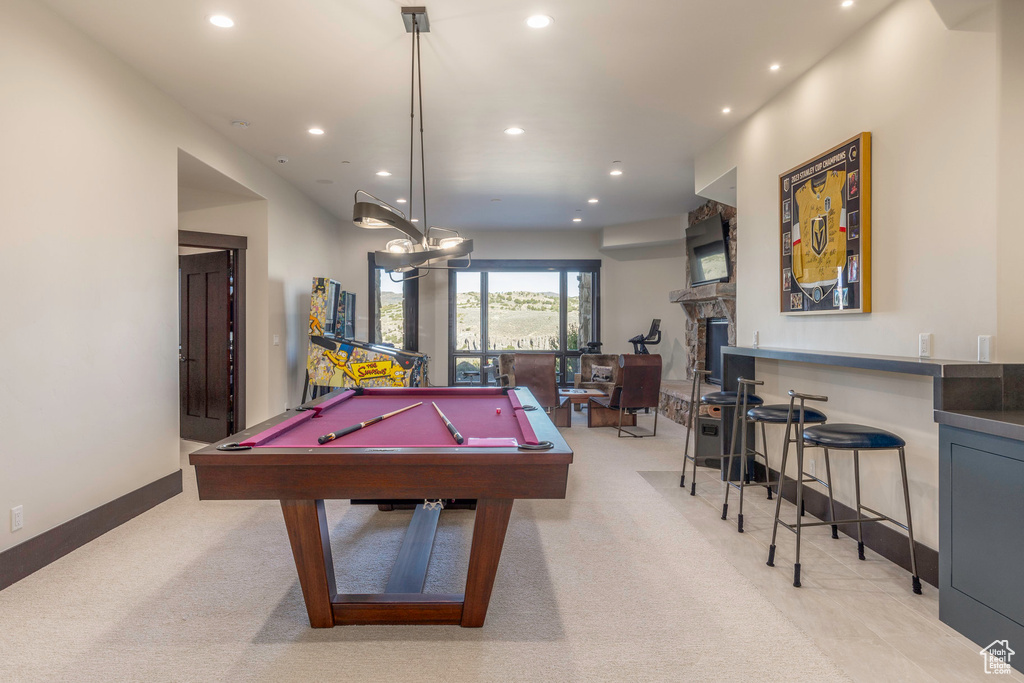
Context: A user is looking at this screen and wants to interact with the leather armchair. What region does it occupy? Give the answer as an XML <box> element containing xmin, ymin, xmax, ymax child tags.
<box><xmin>589</xmin><ymin>354</ymin><xmax>662</xmax><ymax>437</ymax></box>
<box><xmin>504</xmin><ymin>353</ymin><xmax>570</xmax><ymax>427</ymax></box>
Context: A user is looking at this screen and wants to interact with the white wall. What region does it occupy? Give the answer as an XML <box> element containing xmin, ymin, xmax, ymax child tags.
<box><xmin>996</xmin><ymin>0</ymin><xmax>1024</xmax><ymax>359</ymax></box>
<box><xmin>421</xmin><ymin>229</ymin><xmax>690</xmax><ymax>383</ymax></box>
<box><xmin>693</xmin><ymin>0</ymin><xmax>1000</xmax><ymax>548</ymax></box>
<box><xmin>178</xmin><ymin>198</ymin><xmax>271</xmax><ymax>422</ymax></box>
<box><xmin>697</xmin><ymin>0</ymin><xmax>998</xmax><ymax>361</ymax></box>
<box><xmin>0</xmin><ymin>0</ymin><xmax>348</xmax><ymax>553</ymax></box>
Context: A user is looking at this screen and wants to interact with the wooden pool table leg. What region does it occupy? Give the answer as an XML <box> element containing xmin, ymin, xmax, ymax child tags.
<box><xmin>461</xmin><ymin>498</ymin><xmax>514</xmax><ymax>627</ymax></box>
<box><xmin>281</xmin><ymin>499</ymin><xmax>337</xmax><ymax>628</ymax></box>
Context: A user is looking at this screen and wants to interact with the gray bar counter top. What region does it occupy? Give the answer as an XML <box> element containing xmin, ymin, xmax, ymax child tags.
<box><xmin>934</xmin><ymin>409</ymin><xmax>1024</xmax><ymax>442</ymax></box>
<box><xmin>721</xmin><ymin>346</ymin><xmax>1024</xmax><ymax>412</ymax></box>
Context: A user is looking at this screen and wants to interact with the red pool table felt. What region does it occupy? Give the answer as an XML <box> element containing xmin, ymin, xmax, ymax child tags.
<box><xmin>240</xmin><ymin>387</ymin><xmax>540</xmax><ymax>449</ymax></box>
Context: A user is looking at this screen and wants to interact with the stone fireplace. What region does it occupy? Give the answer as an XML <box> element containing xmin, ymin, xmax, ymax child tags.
<box><xmin>672</xmin><ymin>201</ymin><xmax>738</xmax><ymax>379</ymax></box>
<box><xmin>660</xmin><ymin>200</ymin><xmax>738</xmax><ymax>425</ymax></box>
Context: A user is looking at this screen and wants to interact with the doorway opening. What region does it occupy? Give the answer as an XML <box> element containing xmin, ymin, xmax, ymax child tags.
<box><xmin>178</xmin><ymin>231</ymin><xmax>247</xmax><ymax>441</ymax></box>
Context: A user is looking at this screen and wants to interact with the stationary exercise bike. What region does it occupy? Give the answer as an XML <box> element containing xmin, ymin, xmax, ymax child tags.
<box><xmin>628</xmin><ymin>319</ymin><xmax>661</xmax><ymax>354</ymax></box>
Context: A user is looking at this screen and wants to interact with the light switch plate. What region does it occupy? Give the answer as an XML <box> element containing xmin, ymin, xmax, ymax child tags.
<box><xmin>979</xmin><ymin>335</ymin><xmax>992</xmax><ymax>363</ymax></box>
<box><xmin>918</xmin><ymin>333</ymin><xmax>932</xmax><ymax>358</ymax></box>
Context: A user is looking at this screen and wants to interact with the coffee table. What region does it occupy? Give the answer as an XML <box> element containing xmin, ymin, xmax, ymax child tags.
<box><xmin>559</xmin><ymin>388</ymin><xmax>607</xmax><ymax>405</ymax></box>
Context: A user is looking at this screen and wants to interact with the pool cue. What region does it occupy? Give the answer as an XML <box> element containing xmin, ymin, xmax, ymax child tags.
<box><xmin>432</xmin><ymin>402</ymin><xmax>465</xmax><ymax>445</ymax></box>
<box><xmin>317</xmin><ymin>401</ymin><xmax>422</xmax><ymax>444</ymax></box>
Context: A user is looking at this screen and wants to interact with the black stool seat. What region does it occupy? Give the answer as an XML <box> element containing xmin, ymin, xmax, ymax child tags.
<box><xmin>803</xmin><ymin>423</ymin><xmax>905</xmax><ymax>449</ymax></box>
<box><xmin>747</xmin><ymin>404</ymin><xmax>827</xmax><ymax>424</ymax></box>
<box><xmin>701</xmin><ymin>391</ymin><xmax>764</xmax><ymax>406</ymax></box>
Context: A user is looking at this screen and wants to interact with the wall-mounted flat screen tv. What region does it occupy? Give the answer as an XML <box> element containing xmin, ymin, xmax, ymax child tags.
<box><xmin>686</xmin><ymin>214</ymin><xmax>730</xmax><ymax>287</ymax></box>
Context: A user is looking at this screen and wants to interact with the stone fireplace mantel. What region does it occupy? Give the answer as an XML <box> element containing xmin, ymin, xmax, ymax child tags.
<box><xmin>669</xmin><ymin>282</ymin><xmax>736</xmax><ymax>323</ymax></box>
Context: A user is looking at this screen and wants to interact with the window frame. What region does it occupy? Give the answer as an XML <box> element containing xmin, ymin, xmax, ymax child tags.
<box><xmin>367</xmin><ymin>253</ymin><xmax>420</xmax><ymax>351</ymax></box>
<box><xmin>447</xmin><ymin>259</ymin><xmax>601</xmax><ymax>386</ymax></box>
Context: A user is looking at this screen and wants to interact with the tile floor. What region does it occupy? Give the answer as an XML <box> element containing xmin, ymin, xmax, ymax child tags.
<box><xmin>640</xmin><ymin>463</ymin><xmax>1023</xmax><ymax>682</ymax></box>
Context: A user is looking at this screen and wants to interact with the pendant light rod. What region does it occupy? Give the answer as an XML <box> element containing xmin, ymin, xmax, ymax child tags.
<box><xmin>409</xmin><ymin>16</ymin><xmax>416</xmax><ymax>236</ymax></box>
<box><xmin>416</xmin><ymin>20</ymin><xmax>428</xmax><ymax>235</ymax></box>
<box><xmin>354</xmin><ymin>6</ymin><xmax>474</xmax><ymax>279</ymax></box>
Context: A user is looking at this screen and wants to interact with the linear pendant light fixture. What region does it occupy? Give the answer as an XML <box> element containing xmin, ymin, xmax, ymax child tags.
<box><xmin>351</xmin><ymin>6</ymin><xmax>473</xmax><ymax>277</ymax></box>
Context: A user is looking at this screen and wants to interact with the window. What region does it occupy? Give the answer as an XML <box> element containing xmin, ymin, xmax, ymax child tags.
<box><xmin>448</xmin><ymin>260</ymin><xmax>600</xmax><ymax>386</ymax></box>
<box><xmin>368</xmin><ymin>254</ymin><xmax>419</xmax><ymax>351</ymax></box>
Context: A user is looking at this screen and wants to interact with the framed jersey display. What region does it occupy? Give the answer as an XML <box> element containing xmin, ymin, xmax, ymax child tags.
<box><xmin>779</xmin><ymin>132</ymin><xmax>871</xmax><ymax>315</ymax></box>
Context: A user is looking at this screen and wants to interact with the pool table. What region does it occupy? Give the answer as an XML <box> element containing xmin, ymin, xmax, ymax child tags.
<box><xmin>189</xmin><ymin>386</ymin><xmax>573</xmax><ymax>628</ymax></box>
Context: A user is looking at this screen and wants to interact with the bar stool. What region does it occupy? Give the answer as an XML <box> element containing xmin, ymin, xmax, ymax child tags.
<box><xmin>682</xmin><ymin>374</ymin><xmax>763</xmax><ymax>497</ymax></box>
<box><xmin>766</xmin><ymin>391</ymin><xmax>922</xmax><ymax>594</ymax></box>
<box><xmin>741</xmin><ymin>390</ymin><xmax>830</xmax><ymax>519</ymax></box>
<box><xmin>699</xmin><ymin>379</ymin><xmax>765</xmax><ymax>533</ymax></box>
<box><xmin>720</xmin><ymin>379</ymin><xmax>777</xmax><ymax>533</ymax></box>
<box><xmin>679</xmin><ymin>366</ymin><xmax>711</xmax><ymax>495</ymax></box>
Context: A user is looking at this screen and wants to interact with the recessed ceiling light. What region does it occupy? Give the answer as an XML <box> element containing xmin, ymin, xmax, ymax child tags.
<box><xmin>572</xmin><ymin>217</ymin><xmax>583</xmax><ymax>222</ymax></box>
<box><xmin>376</xmin><ymin>170</ymin><xmax>392</xmax><ymax>176</ymax></box>
<box><xmin>410</xmin><ymin>218</ymin><xmax>419</xmax><ymax>222</ymax></box>
<box><xmin>526</xmin><ymin>15</ymin><xmax>553</xmax><ymax>28</ymax></box>
<box><xmin>308</xmin><ymin>128</ymin><xmax>324</xmax><ymax>135</ymax></box>
<box><xmin>315</xmin><ymin>179</ymin><xmax>334</xmax><ymax>185</ymax></box>
<box><xmin>609</xmin><ymin>170</ymin><xmax>623</xmax><ymax>176</ymax></box>
<box><xmin>841</xmin><ymin>0</ymin><xmax>854</xmax><ymax>7</ymax></box>
<box><xmin>396</xmin><ymin>198</ymin><xmax>407</xmax><ymax>203</ymax></box>
<box><xmin>231</xmin><ymin>120</ymin><xmax>249</xmax><ymax>128</ymax></box>
<box><xmin>770</xmin><ymin>63</ymin><xmax>781</xmax><ymax>71</ymax></box>
<box><xmin>722</xmin><ymin>107</ymin><xmax>732</xmax><ymax>114</ymax></box>
<box><xmin>588</xmin><ymin>198</ymin><xmax>599</xmax><ymax>203</ymax></box>
<box><xmin>504</xmin><ymin>127</ymin><xmax>525</xmax><ymax>135</ymax></box>
<box><xmin>209</xmin><ymin>15</ymin><xmax>234</xmax><ymax>28</ymax></box>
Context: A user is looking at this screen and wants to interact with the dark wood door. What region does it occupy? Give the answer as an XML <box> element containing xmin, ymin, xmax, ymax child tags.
<box><xmin>179</xmin><ymin>251</ymin><xmax>232</xmax><ymax>442</ymax></box>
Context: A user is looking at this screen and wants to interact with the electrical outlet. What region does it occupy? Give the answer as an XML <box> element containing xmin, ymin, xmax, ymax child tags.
<box><xmin>808</xmin><ymin>460</ymin><xmax>816</xmax><ymax>478</ymax></box>
<box><xmin>752</xmin><ymin>330</ymin><xmax>760</xmax><ymax>348</ymax></box>
<box><xmin>979</xmin><ymin>335</ymin><xmax>993</xmax><ymax>363</ymax></box>
<box><xmin>918</xmin><ymin>333</ymin><xmax>932</xmax><ymax>358</ymax></box>
<box><xmin>273</xmin><ymin>334</ymin><xmax>280</xmax><ymax>347</ymax></box>
<box><xmin>11</xmin><ymin>506</ymin><xmax>23</xmax><ymax>532</ymax></box>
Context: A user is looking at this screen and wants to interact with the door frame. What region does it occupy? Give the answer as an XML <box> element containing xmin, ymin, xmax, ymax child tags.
<box><xmin>178</xmin><ymin>230</ymin><xmax>247</xmax><ymax>431</ymax></box>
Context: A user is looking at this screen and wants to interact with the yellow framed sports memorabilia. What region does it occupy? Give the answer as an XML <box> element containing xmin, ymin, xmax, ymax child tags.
<box><xmin>779</xmin><ymin>132</ymin><xmax>870</xmax><ymax>315</ymax></box>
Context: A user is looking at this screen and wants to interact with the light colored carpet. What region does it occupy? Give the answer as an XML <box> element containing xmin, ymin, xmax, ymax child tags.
<box><xmin>0</xmin><ymin>415</ymin><xmax>850</xmax><ymax>682</ymax></box>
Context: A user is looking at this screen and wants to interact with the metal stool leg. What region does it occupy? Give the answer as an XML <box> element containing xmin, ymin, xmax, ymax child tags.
<box><xmin>736</xmin><ymin>392</ymin><xmax>751</xmax><ymax>533</ymax></box>
<box><xmin>690</xmin><ymin>421</ymin><xmax>700</xmax><ymax>496</ymax></box>
<box><xmin>682</xmin><ymin>369</ymin><xmax>707</xmax><ymax>495</ymax></box>
<box><xmin>898</xmin><ymin>447</ymin><xmax>922</xmax><ymax>594</ymax></box>
<box><xmin>766</xmin><ymin>415</ymin><xmax>792</xmax><ymax>568</ymax></box>
<box><xmin>682</xmin><ymin>406</ymin><xmax>694</xmax><ymax>488</ymax></box>
<box><xmin>721</xmin><ymin>396</ymin><xmax>741</xmax><ymax>521</ymax></box>
<box><xmin>762</xmin><ymin>422</ymin><xmax>773</xmax><ymax>500</ymax></box>
<box><xmin>824</xmin><ymin>448</ymin><xmax>838</xmax><ymax>539</ymax></box>
<box><xmin>793</xmin><ymin>434</ymin><xmax>805</xmax><ymax>587</ymax></box>
<box><xmin>854</xmin><ymin>450</ymin><xmax>865</xmax><ymax>560</ymax></box>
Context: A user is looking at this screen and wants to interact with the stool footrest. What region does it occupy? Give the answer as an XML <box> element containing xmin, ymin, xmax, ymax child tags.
<box><xmin>776</xmin><ymin>515</ymin><xmax>887</xmax><ymax>533</ymax></box>
<box><xmin>860</xmin><ymin>505</ymin><xmax>910</xmax><ymax>532</ymax></box>
<box><xmin>725</xmin><ymin>480</ymin><xmax>775</xmax><ymax>493</ymax></box>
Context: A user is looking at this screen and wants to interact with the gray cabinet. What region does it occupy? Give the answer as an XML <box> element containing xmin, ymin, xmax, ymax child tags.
<box><xmin>940</xmin><ymin>424</ymin><xmax>1024</xmax><ymax>669</ymax></box>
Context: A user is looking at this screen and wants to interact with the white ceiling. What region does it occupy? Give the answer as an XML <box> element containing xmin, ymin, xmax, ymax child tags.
<box><xmin>42</xmin><ymin>0</ymin><xmax>896</xmax><ymax>231</ymax></box>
